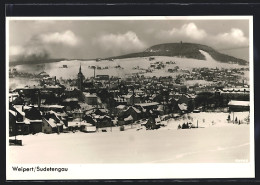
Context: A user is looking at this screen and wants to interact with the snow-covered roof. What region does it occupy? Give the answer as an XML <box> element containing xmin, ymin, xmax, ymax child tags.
<box><xmin>93</xmin><ymin>115</ymin><xmax>100</xmax><ymax>119</ymax></box>
<box><xmin>116</xmin><ymin>105</ymin><xmax>126</xmax><ymax>109</ymax></box>
<box><xmin>122</xmin><ymin>94</ymin><xmax>132</xmax><ymax>99</ymax></box>
<box><xmin>157</xmin><ymin>105</ymin><xmax>164</xmax><ymax>112</ymax></box>
<box><xmin>63</xmin><ymin>98</ymin><xmax>78</xmax><ymax>102</ymax></box>
<box><xmin>48</xmin><ymin>118</ymin><xmax>57</xmax><ymax>128</ymax></box>
<box><xmin>13</xmin><ymin>105</ymin><xmax>26</xmax><ymax>116</ymax></box>
<box><xmin>83</xmin><ymin>93</ymin><xmax>97</xmax><ymax>98</ymax></box>
<box><xmin>85</xmin><ymin>109</ymin><xmax>94</xmax><ymax>115</ymax></box>
<box><xmin>124</xmin><ymin>115</ymin><xmax>133</xmax><ymax>121</ymax></box>
<box><xmin>24</xmin><ymin>118</ymin><xmax>30</xmax><ymax>125</ymax></box>
<box><xmin>155</xmin><ymin>118</ymin><xmax>161</xmax><ymax>123</ymax></box>
<box><xmin>68</xmin><ymin>121</ymin><xmax>81</xmax><ymax>127</ymax></box>
<box><xmin>131</xmin><ymin>107</ymin><xmax>141</xmax><ymax>113</ymax></box>
<box><xmin>48</xmin><ymin>111</ymin><xmax>62</xmax><ymax>121</ymax></box>
<box><xmin>29</xmin><ymin>120</ymin><xmax>42</xmax><ymax>122</ymax></box>
<box><xmin>135</xmin><ymin>102</ymin><xmax>159</xmax><ymax>107</ymax></box>
<box><xmin>42</xmin><ymin>105</ymin><xmax>64</xmax><ymax>109</ymax></box>
<box><xmin>178</xmin><ymin>103</ymin><xmax>188</xmax><ymax>111</ymax></box>
<box><xmin>228</xmin><ymin>100</ymin><xmax>250</xmax><ymax>107</ymax></box>
<box><xmin>9</xmin><ymin>110</ymin><xmax>16</xmax><ymax>116</ymax></box>
<box><xmin>85</xmin><ymin>126</ymin><xmax>96</xmax><ymax>132</ymax></box>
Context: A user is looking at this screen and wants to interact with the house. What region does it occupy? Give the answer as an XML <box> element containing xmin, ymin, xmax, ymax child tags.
<box><xmin>9</xmin><ymin>105</ymin><xmax>31</xmax><ymax>136</ymax></box>
<box><xmin>9</xmin><ymin>110</ymin><xmax>29</xmax><ymax>136</ymax></box>
<box><xmin>228</xmin><ymin>100</ymin><xmax>250</xmax><ymax>112</ymax></box>
<box><xmin>178</xmin><ymin>94</ymin><xmax>195</xmax><ymax>112</ymax></box>
<box><xmin>82</xmin><ymin>123</ymin><xmax>97</xmax><ymax>132</ymax></box>
<box><xmin>178</xmin><ymin>103</ymin><xmax>188</xmax><ymax>113</ymax></box>
<box><xmin>9</xmin><ymin>110</ymin><xmax>16</xmax><ymax>136</ymax></box>
<box><xmin>42</xmin><ymin>111</ymin><xmax>64</xmax><ymax>133</ymax></box>
<box><xmin>62</xmin><ymin>98</ymin><xmax>79</xmax><ymax>110</ymax></box>
<box><xmin>95</xmin><ymin>115</ymin><xmax>113</xmax><ymax>128</ymax></box>
<box><xmin>15</xmin><ymin>121</ymin><xmax>30</xmax><ymax>136</ymax></box>
<box><xmin>83</xmin><ymin>115</ymin><xmax>96</xmax><ymax>125</ymax></box>
<box><xmin>83</xmin><ymin>93</ymin><xmax>98</xmax><ymax>105</ymax></box>
<box><xmin>71</xmin><ymin>110</ymin><xmax>84</xmax><ymax>120</ymax></box>
<box><xmin>9</xmin><ymin>92</ymin><xmax>19</xmax><ymax>103</ymax></box>
<box><xmin>114</xmin><ymin>96</ymin><xmax>127</xmax><ymax>105</ymax></box>
<box><xmin>121</xmin><ymin>106</ymin><xmax>143</xmax><ymax>122</ymax></box>
<box><xmin>178</xmin><ymin>94</ymin><xmax>194</xmax><ymax>105</ymax></box>
<box><xmin>64</xmin><ymin>88</ymin><xmax>83</xmax><ymax>101</ymax></box>
<box><xmin>42</xmin><ymin>118</ymin><xmax>60</xmax><ymax>134</ymax></box>
<box><xmin>24</xmin><ymin>106</ymin><xmax>43</xmax><ymax>134</ymax></box>
<box><xmin>124</xmin><ymin>115</ymin><xmax>134</xmax><ymax>125</ymax></box>
<box><xmin>67</xmin><ymin>120</ymin><xmax>85</xmax><ymax>131</ymax></box>
<box><xmin>115</xmin><ymin>105</ymin><xmax>127</xmax><ymax>115</ymax></box>
<box><xmin>135</xmin><ymin>102</ymin><xmax>159</xmax><ymax>112</ymax></box>
<box><xmin>94</xmin><ymin>108</ymin><xmax>108</xmax><ymax>116</ymax></box>
<box><xmin>145</xmin><ymin>117</ymin><xmax>159</xmax><ymax>130</ymax></box>
<box><xmin>121</xmin><ymin>94</ymin><xmax>141</xmax><ymax>105</ymax></box>
<box><xmin>96</xmin><ymin>75</ymin><xmax>109</xmax><ymax>81</ymax></box>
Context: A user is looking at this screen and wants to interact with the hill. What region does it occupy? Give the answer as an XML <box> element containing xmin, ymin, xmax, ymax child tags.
<box><xmin>106</xmin><ymin>43</ymin><xmax>248</xmax><ymax>65</ymax></box>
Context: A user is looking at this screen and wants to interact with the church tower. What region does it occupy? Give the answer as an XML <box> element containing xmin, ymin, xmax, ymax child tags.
<box><xmin>77</xmin><ymin>64</ymin><xmax>85</xmax><ymax>91</ymax></box>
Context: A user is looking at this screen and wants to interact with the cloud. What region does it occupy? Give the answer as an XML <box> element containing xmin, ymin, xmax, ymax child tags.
<box><xmin>9</xmin><ymin>30</ymin><xmax>80</xmax><ymax>62</ymax></box>
<box><xmin>156</xmin><ymin>23</ymin><xmax>249</xmax><ymax>50</ymax></box>
<box><xmin>39</xmin><ymin>30</ymin><xmax>79</xmax><ymax>46</ymax></box>
<box><xmin>93</xmin><ymin>31</ymin><xmax>147</xmax><ymax>56</ymax></box>
<box><xmin>158</xmin><ymin>23</ymin><xmax>207</xmax><ymax>41</ymax></box>
<box><xmin>214</xmin><ymin>28</ymin><xmax>249</xmax><ymax>47</ymax></box>
<box><xmin>9</xmin><ymin>46</ymin><xmax>24</xmax><ymax>56</ymax></box>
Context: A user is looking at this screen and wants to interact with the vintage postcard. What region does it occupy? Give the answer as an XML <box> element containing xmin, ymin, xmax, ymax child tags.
<box><xmin>6</xmin><ymin>16</ymin><xmax>254</xmax><ymax>180</ymax></box>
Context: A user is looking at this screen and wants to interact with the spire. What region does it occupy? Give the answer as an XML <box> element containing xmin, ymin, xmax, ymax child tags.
<box><xmin>79</xmin><ymin>63</ymin><xmax>82</xmax><ymax>73</ymax></box>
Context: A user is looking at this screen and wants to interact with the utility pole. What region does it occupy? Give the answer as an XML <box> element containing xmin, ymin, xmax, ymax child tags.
<box><xmin>93</xmin><ymin>66</ymin><xmax>96</xmax><ymax>79</ymax></box>
<box><xmin>233</xmin><ymin>111</ymin><xmax>235</xmax><ymax>124</ymax></box>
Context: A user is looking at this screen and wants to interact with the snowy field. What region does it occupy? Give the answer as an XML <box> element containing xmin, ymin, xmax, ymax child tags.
<box><xmin>9</xmin><ymin>112</ymin><xmax>250</xmax><ymax>164</ymax></box>
<box><xmin>11</xmin><ymin>51</ymin><xmax>248</xmax><ymax>80</ymax></box>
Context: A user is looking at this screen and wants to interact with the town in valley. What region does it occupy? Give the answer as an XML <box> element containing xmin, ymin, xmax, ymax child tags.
<box><xmin>8</xmin><ymin>19</ymin><xmax>251</xmax><ymax>164</ymax></box>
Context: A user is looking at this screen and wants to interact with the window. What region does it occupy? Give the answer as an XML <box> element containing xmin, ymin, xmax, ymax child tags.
<box><xmin>18</xmin><ymin>126</ymin><xmax>22</xmax><ymax>132</ymax></box>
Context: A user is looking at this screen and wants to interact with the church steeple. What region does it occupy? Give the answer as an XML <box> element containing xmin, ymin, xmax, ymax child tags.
<box><xmin>79</xmin><ymin>63</ymin><xmax>82</xmax><ymax>73</ymax></box>
<box><xmin>77</xmin><ymin>63</ymin><xmax>85</xmax><ymax>91</ymax></box>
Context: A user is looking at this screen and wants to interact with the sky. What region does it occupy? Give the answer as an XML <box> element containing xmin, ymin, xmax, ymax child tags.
<box><xmin>8</xmin><ymin>18</ymin><xmax>250</xmax><ymax>62</ymax></box>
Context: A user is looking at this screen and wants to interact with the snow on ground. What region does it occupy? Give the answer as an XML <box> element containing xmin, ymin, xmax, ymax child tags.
<box><xmin>9</xmin><ymin>112</ymin><xmax>250</xmax><ymax>164</ymax></box>
<box><xmin>12</xmin><ymin>51</ymin><xmax>248</xmax><ymax>80</ymax></box>
<box><xmin>161</xmin><ymin>111</ymin><xmax>250</xmax><ymax>130</ymax></box>
<box><xmin>9</xmin><ymin>78</ymin><xmax>40</xmax><ymax>89</ymax></box>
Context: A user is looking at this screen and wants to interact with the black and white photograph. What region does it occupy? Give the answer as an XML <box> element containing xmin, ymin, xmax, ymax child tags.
<box><xmin>6</xmin><ymin>16</ymin><xmax>254</xmax><ymax>179</ymax></box>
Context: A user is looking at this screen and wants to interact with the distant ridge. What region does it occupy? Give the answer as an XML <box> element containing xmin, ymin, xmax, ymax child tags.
<box><xmin>106</xmin><ymin>43</ymin><xmax>248</xmax><ymax>65</ymax></box>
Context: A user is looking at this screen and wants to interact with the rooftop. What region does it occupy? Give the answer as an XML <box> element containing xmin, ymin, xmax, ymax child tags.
<box><xmin>228</xmin><ymin>100</ymin><xmax>250</xmax><ymax>107</ymax></box>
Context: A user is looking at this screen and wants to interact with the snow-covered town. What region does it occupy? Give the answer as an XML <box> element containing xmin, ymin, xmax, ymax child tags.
<box><xmin>8</xmin><ymin>18</ymin><xmax>252</xmax><ymax>164</ymax></box>
<box><xmin>8</xmin><ymin>56</ymin><xmax>251</xmax><ymax>163</ymax></box>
